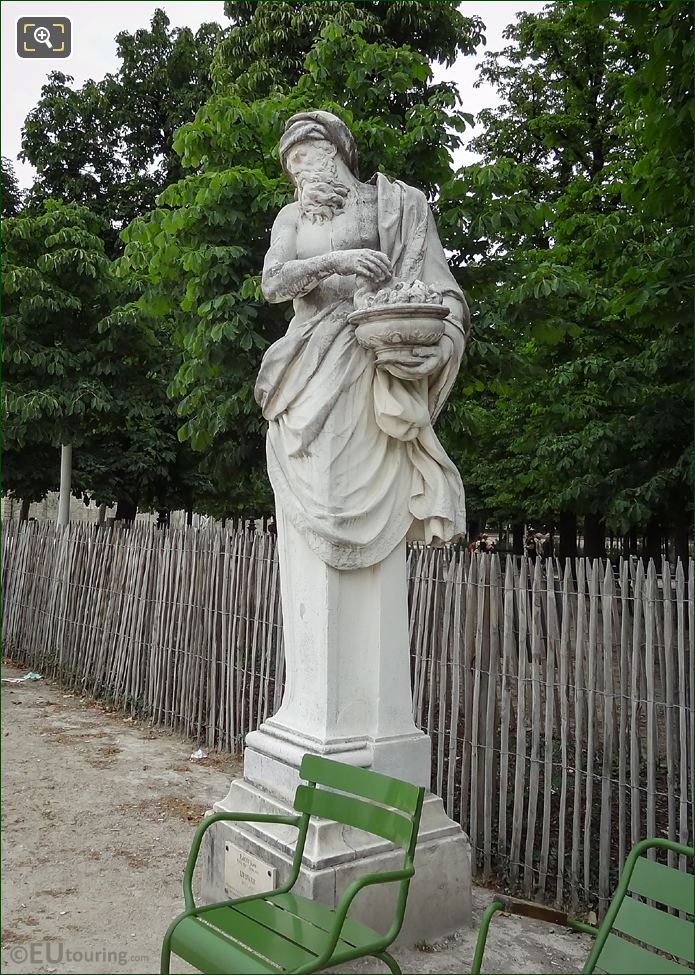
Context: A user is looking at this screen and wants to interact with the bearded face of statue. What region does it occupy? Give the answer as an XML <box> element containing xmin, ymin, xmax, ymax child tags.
<box><xmin>285</xmin><ymin>139</ymin><xmax>350</xmax><ymax>224</ymax></box>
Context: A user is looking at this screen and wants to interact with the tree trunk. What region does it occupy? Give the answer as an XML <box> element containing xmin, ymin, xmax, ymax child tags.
<box><xmin>645</xmin><ymin>517</ymin><xmax>661</xmax><ymax>563</ymax></box>
<box><xmin>674</xmin><ymin>513</ymin><xmax>691</xmax><ymax>564</ymax></box>
<box><xmin>97</xmin><ymin>503</ymin><xmax>107</xmax><ymax>525</ymax></box>
<box><xmin>19</xmin><ymin>499</ymin><xmax>31</xmax><ymax>521</ymax></box>
<box><xmin>512</xmin><ymin>521</ymin><xmax>525</xmax><ymax>556</ymax></box>
<box><xmin>559</xmin><ymin>510</ymin><xmax>578</xmax><ymax>560</ymax></box>
<box><xmin>186</xmin><ymin>506</ymin><xmax>193</xmax><ymax>527</ymax></box>
<box><xmin>115</xmin><ymin>498</ymin><xmax>137</xmax><ymax>522</ymax></box>
<box><xmin>57</xmin><ymin>444</ymin><xmax>72</xmax><ymax>527</ymax></box>
<box><xmin>583</xmin><ymin>513</ymin><xmax>605</xmax><ymax>559</ymax></box>
<box><xmin>468</xmin><ymin>516</ymin><xmax>480</xmax><ymax>545</ymax></box>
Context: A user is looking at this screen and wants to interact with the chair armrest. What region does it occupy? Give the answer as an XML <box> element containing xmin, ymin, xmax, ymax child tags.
<box><xmin>293</xmin><ymin>865</ymin><xmax>415</xmax><ymax>973</ymax></box>
<box><xmin>183</xmin><ymin>811</ymin><xmax>303</xmax><ymax>910</ymax></box>
<box><xmin>471</xmin><ymin>896</ymin><xmax>599</xmax><ymax>974</ymax></box>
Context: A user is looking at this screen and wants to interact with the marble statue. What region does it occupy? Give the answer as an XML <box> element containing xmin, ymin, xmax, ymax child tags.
<box><xmin>205</xmin><ymin>112</ymin><xmax>473</xmax><ymax>942</ymax></box>
<box><xmin>256</xmin><ymin>110</ymin><xmax>470</xmax><ymax>570</ymax></box>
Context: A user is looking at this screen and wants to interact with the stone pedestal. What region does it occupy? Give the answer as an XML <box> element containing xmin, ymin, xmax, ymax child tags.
<box><xmin>201</xmin><ymin>512</ymin><xmax>471</xmax><ymax>944</ymax></box>
<box><xmin>245</xmin><ymin>512</ymin><xmax>431</xmax><ymax>791</ymax></box>
<box><xmin>201</xmin><ymin>775</ymin><xmax>471</xmax><ymax>946</ymax></box>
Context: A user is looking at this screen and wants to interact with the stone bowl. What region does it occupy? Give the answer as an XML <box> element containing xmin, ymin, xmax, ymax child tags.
<box><xmin>348</xmin><ymin>303</ymin><xmax>449</xmax><ymax>355</ymax></box>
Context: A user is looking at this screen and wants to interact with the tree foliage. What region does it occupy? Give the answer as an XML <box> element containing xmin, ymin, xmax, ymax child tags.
<box><xmin>440</xmin><ymin>1</ymin><xmax>692</xmax><ymax>538</ymax></box>
<box><xmin>214</xmin><ymin>1</ymin><xmax>482</xmax><ymax>95</ymax></box>
<box><xmin>3</xmin><ymin>203</ymin><xmax>115</xmax><ymax>501</ymax></box>
<box><xmin>2</xmin><ymin>157</ymin><xmax>22</xmax><ymax>218</ymax></box>
<box><xmin>12</xmin><ymin>1</ymin><xmax>690</xmax><ymax>534</ymax></box>
<box><xmin>12</xmin><ymin>10</ymin><xmax>222</xmax><ymax>510</ymax></box>
<box><xmin>75</xmin><ymin>276</ymin><xmax>210</xmax><ymax>514</ymax></box>
<box><xmin>20</xmin><ymin>10</ymin><xmax>224</xmax><ymax>243</ymax></box>
<box><xmin>3</xmin><ymin>201</ymin><xmax>206</xmax><ymax>512</ymax></box>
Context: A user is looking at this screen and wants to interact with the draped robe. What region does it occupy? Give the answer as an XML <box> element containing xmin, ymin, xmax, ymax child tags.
<box><xmin>255</xmin><ymin>174</ymin><xmax>470</xmax><ymax>570</ymax></box>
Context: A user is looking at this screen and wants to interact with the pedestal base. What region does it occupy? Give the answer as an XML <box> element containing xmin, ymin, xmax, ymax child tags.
<box><xmin>245</xmin><ymin>721</ymin><xmax>432</xmax><ymax>800</ymax></box>
<box><xmin>200</xmin><ymin>773</ymin><xmax>471</xmax><ymax>946</ymax></box>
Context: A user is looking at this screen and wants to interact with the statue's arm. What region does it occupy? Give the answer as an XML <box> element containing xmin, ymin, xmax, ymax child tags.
<box><xmin>261</xmin><ymin>205</ymin><xmax>336</xmax><ymax>303</ymax></box>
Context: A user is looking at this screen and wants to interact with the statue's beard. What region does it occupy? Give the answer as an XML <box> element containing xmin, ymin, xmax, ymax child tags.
<box><xmin>295</xmin><ymin>158</ymin><xmax>349</xmax><ymax>223</ymax></box>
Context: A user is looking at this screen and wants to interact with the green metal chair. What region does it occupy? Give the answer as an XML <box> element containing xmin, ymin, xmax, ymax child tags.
<box><xmin>472</xmin><ymin>837</ymin><xmax>694</xmax><ymax>974</ymax></box>
<box><xmin>161</xmin><ymin>753</ymin><xmax>425</xmax><ymax>974</ymax></box>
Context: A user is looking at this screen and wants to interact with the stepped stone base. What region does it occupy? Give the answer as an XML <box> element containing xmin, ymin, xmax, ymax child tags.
<box><xmin>200</xmin><ymin>771</ymin><xmax>471</xmax><ymax>946</ymax></box>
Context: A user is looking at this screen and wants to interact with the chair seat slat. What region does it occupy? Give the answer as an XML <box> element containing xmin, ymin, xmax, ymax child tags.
<box><xmin>201</xmin><ymin>906</ymin><xmax>317</xmax><ymax>970</ymax></box>
<box><xmin>233</xmin><ymin>898</ymin><xmax>358</xmax><ymax>957</ymax></box>
<box><xmin>268</xmin><ymin>891</ymin><xmax>381</xmax><ymax>949</ymax></box>
<box><xmin>595</xmin><ymin>934</ymin><xmax>692</xmax><ymax>975</ymax></box>
<box><xmin>170</xmin><ymin>917</ymin><xmax>277</xmax><ymax>974</ymax></box>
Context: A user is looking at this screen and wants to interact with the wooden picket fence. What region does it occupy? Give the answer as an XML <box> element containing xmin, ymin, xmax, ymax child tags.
<box><xmin>2</xmin><ymin>520</ymin><xmax>692</xmax><ymax>915</ymax></box>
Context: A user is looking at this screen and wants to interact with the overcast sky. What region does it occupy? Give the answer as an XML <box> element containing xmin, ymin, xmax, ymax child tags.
<box><xmin>2</xmin><ymin>1</ymin><xmax>546</xmax><ymax>189</ymax></box>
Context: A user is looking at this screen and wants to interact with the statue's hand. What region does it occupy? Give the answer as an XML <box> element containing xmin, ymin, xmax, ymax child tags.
<box><xmin>376</xmin><ymin>342</ymin><xmax>448</xmax><ymax>381</ymax></box>
<box><xmin>330</xmin><ymin>249</ymin><xmax>392</xmax><ymax>282</ymax></box>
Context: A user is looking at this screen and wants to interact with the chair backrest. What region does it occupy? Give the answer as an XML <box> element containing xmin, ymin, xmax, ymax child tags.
<box><xmin>294</xmin><ymin>754</ymin><xmax>425</xmax><ymax>861</ymax></box>
<box><xmin>585</xmin><ymin>839</ymin><xmax>694</xmax><ymax>974</ymax></box>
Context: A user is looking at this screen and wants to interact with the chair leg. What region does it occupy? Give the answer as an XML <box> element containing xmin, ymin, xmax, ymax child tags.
<box><xmin>160</xmin><ymin>939</ymin><xmax>171</xmax><ymax>975</ymax></box>
<box><xmin>471</xmin><ymin>900</ymin><xmax>505</xmax><ymax>975</ymax></box>
<box><xmin>375</xmin><ymin>950</ymin><xmax>402</xmax><ymax>974</ymax></box>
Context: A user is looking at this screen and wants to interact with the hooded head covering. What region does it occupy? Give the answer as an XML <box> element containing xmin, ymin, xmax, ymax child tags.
<box><xmin>279</xmin><ymin>111</ymin><xmax>359</xmax><ymax>178</ymax></box>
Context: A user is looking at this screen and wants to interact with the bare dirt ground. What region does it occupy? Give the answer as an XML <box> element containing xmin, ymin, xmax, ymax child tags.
<box><xmin>1</xmin><ymin>664</ymin><xmax>235</xmax><ymax>974</ymax></box>
<box><xmin>1</xmin><ymin>665</ymin><xmax>591</xmax><ymax>974</ymax></box>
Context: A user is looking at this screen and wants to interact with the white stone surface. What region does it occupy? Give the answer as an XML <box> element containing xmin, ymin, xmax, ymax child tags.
<box><xmin>245</xmin><ymin>509</ymin><xmax>431</xmax><ymax>791</ymax></box>
<box><xmin>256</xmin><ymin>111</ymin><xmax>470</xmax><ymax>571</ymax></box>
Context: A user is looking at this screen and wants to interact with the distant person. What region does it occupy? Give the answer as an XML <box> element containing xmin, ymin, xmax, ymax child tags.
<box><xmin>268</xmin><ymin>515</ymin><xmax>277</xmax><ymax>538</ymax></box>
<box><xmin>541</xmin><ymin>532</ymin><xmax>552</xmax><ymax>560</ymax></box>
<box><xmin>535</xmin><ymin>531</ymin><xmax>545</xmax><ymax>561</ymax></box>
<box><xmin>246</xmin><ymin>518</ymin><xmax>257</xmax><ymax>535</ymax></box>
<box><xmin>468</xmin><ymin>532</ymin><xmax>487</xmax><ymax>554</ymax></box>
<box><xmin>525</xmin><ymin>530</ymin><xmax>538</xmax><ymax>563</ymax></box>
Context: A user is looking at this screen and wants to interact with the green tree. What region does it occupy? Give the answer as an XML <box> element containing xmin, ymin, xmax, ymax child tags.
<box><xmin>20</xmin><ymin>10</ymin><xmax>224</xmax><ymax>244</ymax></box>
<box><xmin>2</xmin><ymin>201</ymin><xmax>207</xmax><ymax>517</ymax></box>
<box><xmin>441</xmin><ymin>1</ymin><xmax>692</xmax><ymax>558</ymax></box>
<box><xmin>213</xmin><ymin>1</ymin><xmax>482</xmax><ymax>95</ymax></box>
<box><xmin>3</xmin><ymin>202</ymin><xmax>115</xmax><ymax>504</ymax></box>
<box><xmin>2</xmin><ymin>157</ymin><xmax>22</xmax><ymax>217</ymax></box>
<box><xmin>14</xmin><ymin>10</ymin><xmax>225</xmax><ymax>514</ymax></box>
<box><xmin>74</xmin><ymin>276</ymin><xmax>210</xmax><ymax>520</ymax></box>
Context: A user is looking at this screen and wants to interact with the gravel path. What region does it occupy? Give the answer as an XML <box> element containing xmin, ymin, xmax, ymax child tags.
<box><xmin>1</xmin><ymin>665</ymin><xmax>590</xmax><ymax>974</ymax></box>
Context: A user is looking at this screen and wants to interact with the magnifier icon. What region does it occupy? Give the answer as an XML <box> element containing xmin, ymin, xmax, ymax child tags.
<box><xmin>33</xmin><ymin>26</ymin><xmax>53</xmax><ymax>49</ymax></box>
